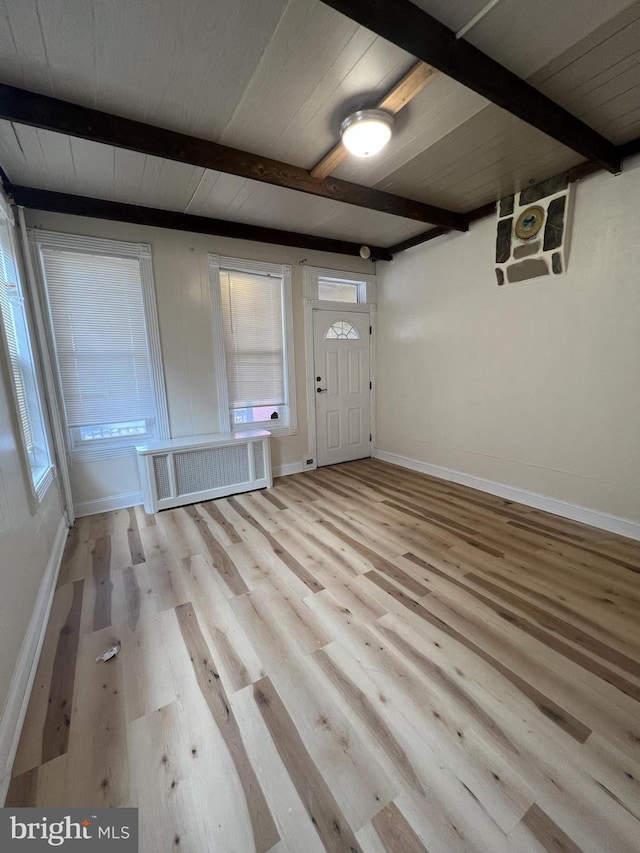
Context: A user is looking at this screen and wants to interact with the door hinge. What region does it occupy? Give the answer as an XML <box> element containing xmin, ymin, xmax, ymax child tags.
<box><xmin>369</xmin><ymin>381</ymin><xmax>372</xmax><ymax>390</ymax></box>
<box><xmin>369</xmin><ymin>434</ymin><xmax>372</xmax><ymax>442</ymax></box>
<box><xmin>369</xmin><ymin>325</ymin><xmax>372</xmax><ymax>335</ymax></box>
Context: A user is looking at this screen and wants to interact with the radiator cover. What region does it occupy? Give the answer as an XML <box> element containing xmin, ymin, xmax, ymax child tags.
<box><xmin>136</xmin><ymin>430</ymin><xmax>272</xmax><ymax>513</ymax></box>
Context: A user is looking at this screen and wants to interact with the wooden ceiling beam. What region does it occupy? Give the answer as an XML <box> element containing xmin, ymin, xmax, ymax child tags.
<box><xmin>319</xmin><ymin>0</ymin><xmax>622</xmax><ymax>174</ymax></box>
<box><xmin>8</xmin><ymin>185</ymin><xmax>394</xmax><ymax>261</ymax></box>
<box><xmin>310</xmin><ymin>60</ymin><xmax>437</xmax><ymax>180</ymax></box>
<box><xmin>0</xmin><ymin>83</ymin><xmax>466</xmax><ymax>231</ymax></box>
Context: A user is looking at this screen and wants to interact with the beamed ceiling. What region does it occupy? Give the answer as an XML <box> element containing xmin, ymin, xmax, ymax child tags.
<box><xmin>0</xmin><ymin>0</ymin><xmax>639</xmax><ymax>257</ymax></box>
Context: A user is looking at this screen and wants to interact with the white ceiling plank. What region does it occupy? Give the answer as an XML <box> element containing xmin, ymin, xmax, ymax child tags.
<box><xmin>191</xmin><ymin>174</ymin><xmax>344</xmax><ymax>233</ymax></box>
<box><xmin>234</xmin><ymin>186</ymin><xmax>343</xmax><ymax>233</ymax></box>
<box><xmin>461</xmin><ymin>0</ymin><xmax>639</xmax><ymax>79</ymax></box>
<box><xmin>308</xmin><ymin>204</ymin><xmax>428</xmax><ymax>246</ymax></box>
<box><xmin>112</xmin><ymin>150</ymin><xmax>197</xmax><ymax>211</ymax></box>
<box><xmin>92</xmin><ymin>0</ymin><xmax>289</xmax><ymax>138</ymax></box>
<box><xmin>68</xmin><ymin>137</ymin><xmax>115</xmax><ymax>198</ymax></box>
<box><xmin>31</xmin><ymin>0</ymin><xmax>98</xmax><ymax>104</ymax></box>
<box><xmin>216</xmin><ymin>0</ymin><xmax>419</xmax><ymax>169</ymax></box>
<box><xmin>182</xmin><ymin>170</ymin><xmax>223</xmax><ymax>215</ymax></box>
<box><xmin>0</xmin><ymin>0</ymin><xmax>53</xmax><ymax>93</ymax></box>
<box><xmin>534</xmin><ymin>6</ymin><xmax>640</xmax><ymax>92</ymax></box>
<box><xmin>220</xmin><ymin>0</ymin><xmax>367</xmax><ymax>156</ymax></box>
<box><xmin>8</xmin><ymin>125</ymin><xmax>74</xmax><ymax>191</ymax></box>
<box><xmin>409</xmin><ymin>1</ymin><xmax>491</xmax><ymax>34</ymax></box>
<box><xmin>377</xmin><ymin>103</ymin><xmax>582</xmax><ymax>212</ymax></box>
<box><xmin>185</xmin><ymin>172</ymin><xmax>252</xmax><ymax>218</ymax></box>
<box><xmin>0</xmin><ymin>0</ymin><xmax>289</xmax><ymax>140</ymax></box>
<box><xmin>113</xmin><ymin>148</ymin><xmax>152</xmax><ymax>205</ymax></box>
<box><xmin>0</xmin><ymin>120</ymin><xmax>26</xmax><ymax>177</ymax></box>
<box><xmin>149</xmin><ymin>160</ymin><xmax>206</xmax><ymax>211</ymax></box>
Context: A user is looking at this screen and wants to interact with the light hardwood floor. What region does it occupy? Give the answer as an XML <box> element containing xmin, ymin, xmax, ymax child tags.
<box><xmin>6</xmin><ymin>459</ymin><xmax>640</xmax><ymax>852</ymax></box>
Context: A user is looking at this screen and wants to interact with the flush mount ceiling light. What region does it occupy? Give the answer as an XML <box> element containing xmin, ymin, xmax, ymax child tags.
<box><xmin>340</xmin><ymin>109</ymin><xmax>394</xmax><ymax>158</ymax></box>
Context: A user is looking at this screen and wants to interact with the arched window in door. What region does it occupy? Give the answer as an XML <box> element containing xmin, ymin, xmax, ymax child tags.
<box><xmin>325</xmin><ymin>320</ymin><xmax>360</xmax><ymax>340</ymax></box>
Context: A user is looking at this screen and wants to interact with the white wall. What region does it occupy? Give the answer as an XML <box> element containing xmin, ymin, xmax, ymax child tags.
<box><xmin>376</xmin><ymin>157</ymin><xmax>640</xmax><ymax>524</ymax></box>
<box><xmin>24</xmin><ymin>211</ymin><xmax>373</xmax><ymax>510</ymax></box>
<box><xmin>0</xmin><ymin>211</ymin><xmax>66</xmax><ymax>796</ymax></box>
<box><xmin>0</xmin><ymin>364</ymin><xmax>64</xmax><ymax>699</ymax></box>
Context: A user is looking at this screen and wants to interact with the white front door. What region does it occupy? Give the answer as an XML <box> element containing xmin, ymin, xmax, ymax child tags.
<box><xmin>313</xmin><ymin>310</ymin><xmax>371</xmax><ymax>467</ymax></box>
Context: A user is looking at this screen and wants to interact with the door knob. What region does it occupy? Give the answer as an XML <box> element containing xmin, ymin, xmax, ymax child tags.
<box><xmin>316</xmin><ymin>387</ymin><xmax>327</xmax><ymax>393</ymax></box>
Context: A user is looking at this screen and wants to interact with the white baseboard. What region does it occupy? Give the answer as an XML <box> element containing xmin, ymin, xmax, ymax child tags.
<box><xmin>74</xmin><ymin>491</ymin><xmax>143</xmax><ymax>517</ymax></box>
<box><xmin>374</xmin><ymin>449</ymin><xmax>640</xmax><ymax>541</ymax></box>
<box><xmin>273</xmin><ymin>461</ymin><xmax>305</xmax><ymax>478</ymax></box>
<box><xmin>0</xmin><ymin>516</ymin><xmax>69</xmax><ymax>804</ymax></box>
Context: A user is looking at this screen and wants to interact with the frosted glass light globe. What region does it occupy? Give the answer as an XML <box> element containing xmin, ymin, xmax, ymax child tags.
<box><xmin>340</xmin><ymin>110</ymin><xmax>394</xmax><ymax>158</ymax></box>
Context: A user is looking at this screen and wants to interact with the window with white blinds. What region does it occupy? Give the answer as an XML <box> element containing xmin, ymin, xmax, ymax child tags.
<box><xmin>0</xmin><ymin>211</ymin><xmax>52</xmax><ymax>496</ymax></box>
<box><xmin>37</xmin><ymin>236</ymin><xmax>168</xmax><ymax>460</ymax></box>
<box><xmin>210</xmin><ymin>257</ymin><xmax>296</xmax><ymax>434</ymax></box>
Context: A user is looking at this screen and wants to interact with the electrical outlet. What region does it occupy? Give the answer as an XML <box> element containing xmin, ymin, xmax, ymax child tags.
<box><xmin>305</xmin><ymin>458</ymin><xmax>314</xmax><ymax>466</ymax></box>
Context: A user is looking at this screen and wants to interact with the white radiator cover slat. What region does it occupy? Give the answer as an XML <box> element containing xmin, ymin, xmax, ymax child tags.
<box><xmin>136</xmin><ymin>430</ymin><xmax>272</xmax><ymax>513</ymax></box>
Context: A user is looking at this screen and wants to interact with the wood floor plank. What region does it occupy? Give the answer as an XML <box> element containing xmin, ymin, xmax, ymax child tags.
<box><xmin>199</xmin><ymin>498</ymin><xmax>243</xmax><ymax>544</ymax></box>
<box><xmin>231</xmin><ymin>686</ymin><xmax>328</xmax><ymax>853</ymax></box>
<box><xmin>232</xmin><ymin>590</ymin><xmax>397</xmax><ymax>830</ymax></box>
<box><xmin>175</xmin><ymin>602</ymin><xmax>279</xmax><ymax>852</ymax></box>
<box><xmin>403</xmin><ymin>552</ymin><xmax>640</xmax><ymax>704</ymax></box>
<box><xmin>371</xmin><ymin>800</ymin><xmax>430</xmax><ymax>852</ymax></box>
<box><xmin>314</xmin><ymin>647</ymin><xmax>426</xmax><ymax>797</ymax></box>
<box><xmin>5</xmin><ymin>755</ymin><xmax>68</xmax><ymax>808</ymax></box>
<box><xmin>304</xmin><ymin>593</ymin><xmax>536</xmax><ymax>841</ymax></box>
<box><xmin>126</xmin><ymin>507</ymin><xmax>145</xmax><ymax>565</ymax></box>
<box><xmin>141</xmin><ymin>524</ymin><xmax>191</xmax><ymax>611</ymax></box>
<box><xmin>183</xmin><ymin>504</ymin><xmax>250</xmax><ymax>596</ymax></box>
<box><xmin>112</xmin><ymin>563</ymin><xmax>177</xmax><ymax>723</ymax></box>
<box><xmin>7</xmin><ymin>459</ymin><xmax>640</xmax><ymax>853</ymax></box>
<box><xmin>91</xmin><ymin>536</ymin><xmax>112</xmax><ymax>632</ymax></box>
<box><xmin>517</xmin><ymin>803</ymin><xmax>584</xmax><ymax>852</ymax></box>
<box><xmin>42</xmin><ymin>579</ymin><xmax>84</xmax><ymax>763</ymax></box>
<box><xmin>61</xmin><ymin>626</ymin><xmax>129</xmax><ymax>807</ymax></box>
<box><xmin>12</xmin><ymin>582</ymin><xmax>81</xmax><ymax>775</ymax></box>
<box><xmin>128</xmin><ymin>698</ymin><xmax>258</xmax><ymax>852</ymax></box>
<box><xmin>180</xmin><ymin>554</ymin><xmax>265</xmax><ymax>692</ymax></box>
<box><xmin>227</xmin><ymin>497</ymin><xmax>324</xmax><ymax>593</ymax></box>
<box><xmin>253</xmin><ymin>676</ymin><xmax>364</xmax><ymax>853</ymax></box>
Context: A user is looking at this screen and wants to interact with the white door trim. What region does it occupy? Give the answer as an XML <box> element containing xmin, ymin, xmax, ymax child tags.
<box><xmin>303</xmin><ymin>298</ymin><xmax>376</xmax><ymax>470</ymax></box>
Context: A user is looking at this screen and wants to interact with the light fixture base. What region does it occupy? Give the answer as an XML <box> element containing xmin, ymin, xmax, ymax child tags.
<box><xmin>340</xmin><ymin>109</ymin><xmax>394</xmax><ymax>159</ymax></box>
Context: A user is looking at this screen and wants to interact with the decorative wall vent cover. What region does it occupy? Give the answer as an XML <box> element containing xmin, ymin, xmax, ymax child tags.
<box><xmin>495</xmin><ymin>173</ymin><xmax>573</xmax><ymax>287</ymax></box>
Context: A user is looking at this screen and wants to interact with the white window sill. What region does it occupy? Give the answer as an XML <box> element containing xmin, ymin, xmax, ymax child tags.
<box><xmin>233</xmin><ymin>423</ymin><xmax>297</xmax><ymax>438</ymax></box>
<box><xmin>28</xmin><ymin>464</ymin><xmax>56</xmax><ymax>513</ymax></box>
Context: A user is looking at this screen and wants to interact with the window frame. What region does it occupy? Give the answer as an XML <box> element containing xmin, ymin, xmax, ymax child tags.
<box><xmin>303</xmin><ymin>265</ymin><xmax>376</xmax><ymax>308</ymax></box>
<box><xmin>209</xmin><ymin>254</ymin><xmax>297</xmax><ymax>437</ymax></box>
<box><xmin>0</xmin><ymin>198</ymin><xmax>55</xmax><ymax>506</ymax></box>
<box><xmin>31</xmin><ymin>230</ymin><xmax>170</xmax><ymax>462</ymax></box>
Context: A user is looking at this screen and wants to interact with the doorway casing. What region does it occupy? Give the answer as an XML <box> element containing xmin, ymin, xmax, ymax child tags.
<box><xmin>302</xmin><ymin>265</ymin><xmax>376</xmax><ymax>471</ymax></box>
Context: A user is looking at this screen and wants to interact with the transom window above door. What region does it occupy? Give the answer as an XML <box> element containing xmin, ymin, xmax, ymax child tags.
<box><xmin>304</xmin><ymin>266</ymin><xmax>376</xmax><ymax>306</ymax></box>
<box><xmin>325</xmin><ymin>320</ymin><xmax>360</xmax><ymax>340</ymax></box>
<box><xmin>318</xmin><ymin>278</ymin><xmax>359</xmax><ymax>303</ymax></box>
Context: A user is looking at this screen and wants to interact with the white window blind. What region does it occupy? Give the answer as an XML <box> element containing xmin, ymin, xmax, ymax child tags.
<box><xmin>40</xmin><ymin>247</ymin><xmax>159</xmax><ymax>457</ymax></box>
<box><xmin>220</xmin><ymin>268</ymin><xmax>285</xmax><ymax>410</ymax></box>
<box><xmin>0</xmin><ymin>214</ymin><xmax>52</xmax><ymax>494</ymax></box>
